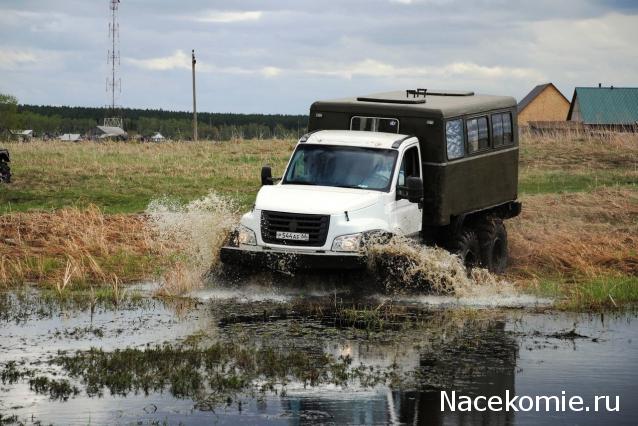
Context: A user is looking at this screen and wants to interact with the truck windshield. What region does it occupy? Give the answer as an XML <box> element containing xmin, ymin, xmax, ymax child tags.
<box><xmin>283</xmin><ymin>145</ymin><xmax>398</xmax><ymax>191</ymax></box>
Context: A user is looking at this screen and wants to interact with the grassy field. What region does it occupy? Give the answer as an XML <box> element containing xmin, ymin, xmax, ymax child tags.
<box><xmin>1</xmin><ymin>133</ymin><xmax>637</xmax><ymax>308</ymax></box>
<box><xmin>1</xmin><ymin>140</ymin><xmax>295</xmax><ymax>213</ymax></box>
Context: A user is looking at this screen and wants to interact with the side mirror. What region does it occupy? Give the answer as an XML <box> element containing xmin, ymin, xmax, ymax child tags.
<box><xmin>261</xmin><ymin>166</ymin><xmax>273</xmax><ymax>185</ymax></box>
<box><xmin>406</xmin><ymin>176</ymin><xmax>423</xmax><ymax>204</ymax></box>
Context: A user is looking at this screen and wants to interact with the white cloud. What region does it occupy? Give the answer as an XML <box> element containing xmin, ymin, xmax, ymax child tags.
<box><xmin>195</xmin><ymin>10</ymin><xmax>263</xmax><ymax>23</ymax></box>
<box><xmin>126</xmin><ymin>50</ymin><xmax>191</xmax><ymax>71</ymax></box>
<box><xmin>261</xmin><ymin>66</ymin><xmax>282</xmax><ymax>78</ymax></box>
<box><xmin>127</xmin><ymin>50</ymin><xmax>282</xmax><ymax>78</ymax></box>
<box><xmin>0</xmin><ymin>49</ymin><xmax>38</xmax><ymax>70</ymax></box>
<box><xmin>303</xmin><ymin>59</ymin><xmax>544</xmax><ymax>81</ymax></box>
<box><xmin>389</xmin><ymin>0</ymin><xmax>454</xmax><ymax>4</ymax></box>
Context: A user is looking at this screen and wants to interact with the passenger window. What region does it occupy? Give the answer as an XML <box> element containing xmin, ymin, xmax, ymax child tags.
<box><xmin>397</xmin><ymin>146</ymin><xmax>420</xmax><ymax>188</ymax></box>
<box><xmin>446</xmin><ymin>119</ymin><xmax>464</xmax><ymax>160</ymax></box>
<box><xmin>502</xmin><ymin>113</ymin><xmax>513</xmax><ymax>144</ymax></box>
<box><xmin>466</xmin><ymin>117</ymin><xmax>489</xmax><ymax>153</ymax></box>
<box><xmin>492</xmin><ymin>114</ymin><xmax>504</xmax><ymax>147</ymax></box>
<box><xmin>478</xmin><ymin>117</ymin><xmax>489</xmax><ymax>150</ymax></box>
<box><xmin>350</xmin><ymin>116</ymin><xmax>400</xmax><ymax>133</ymax></box>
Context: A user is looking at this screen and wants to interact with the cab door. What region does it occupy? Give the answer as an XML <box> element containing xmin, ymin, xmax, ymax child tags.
<box><xmin>392</xmin><ymin>144</ymin><xmax>422</xmax><ymax>237</ymax></box>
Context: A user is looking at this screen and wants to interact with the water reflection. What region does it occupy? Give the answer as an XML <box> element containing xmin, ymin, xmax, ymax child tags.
<box><xmin>0</xmin><ymin>291</ymin><xmax>635</xmax><ymax>425</ymax></box>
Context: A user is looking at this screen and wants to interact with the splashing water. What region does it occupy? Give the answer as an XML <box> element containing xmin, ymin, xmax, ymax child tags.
<box><xmin>365</xmin><ymin>235</ymin><xmax>516</xmax><ymax>298</ymax></box>
<box><xmin>146</xmin><ymin>191</ymin><xmax>239</xmax><ymax>295</ymax></box>
<box><xmin>144</xmin><ymin>192</ymin><xmax>519</xmax><ymax>301</ymax></box>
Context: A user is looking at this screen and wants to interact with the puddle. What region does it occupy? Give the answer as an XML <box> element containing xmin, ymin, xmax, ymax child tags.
<box><xmin>0</xmin><ymin>289</ymin><xmax>635</xmax><ymax>425</ymax></box>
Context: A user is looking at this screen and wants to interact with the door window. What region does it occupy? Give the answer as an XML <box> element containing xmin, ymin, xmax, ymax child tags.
<box><xmin>396</xmin><ymin>146</ymin><xmax>420</xmax><ymax>198</ymax></box>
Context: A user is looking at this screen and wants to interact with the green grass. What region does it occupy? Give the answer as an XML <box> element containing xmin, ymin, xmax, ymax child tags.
<box><xmin>519</xmin><ymin>170</ymin><xmax>637</xmax><ymax>194</ymax></box>
<box><xmin>535</xmin><ymin>275</ymin><xmax>638</xmax><ymax>309</ymax></box>
<box><xmin>2</xmin><ymin>136</ymin><xmax>637</xmax><ymax>213</ymax></box>
<box><xmin>1</xmin><ymin>140</ymin><xmax>295</xmax><ymax>214</ymax></box>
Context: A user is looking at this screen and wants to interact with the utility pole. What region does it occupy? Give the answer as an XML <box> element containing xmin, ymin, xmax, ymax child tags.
<box><xmin>192</xmin><ymin>49</ymin><xmax>198</xmax><ymax>142</ymax></box>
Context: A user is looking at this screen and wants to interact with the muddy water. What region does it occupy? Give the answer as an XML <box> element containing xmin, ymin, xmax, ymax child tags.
<box><xmin>0</xmin><ymin>287</ymin><xmax>636</xmax><ymax>425</ymax></box>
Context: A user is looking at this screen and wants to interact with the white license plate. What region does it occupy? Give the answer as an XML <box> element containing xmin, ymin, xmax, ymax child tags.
<box><xmin>276</xmin><ymin>231</ymin><xmax>309</xmax><ymax>241</ymax></box>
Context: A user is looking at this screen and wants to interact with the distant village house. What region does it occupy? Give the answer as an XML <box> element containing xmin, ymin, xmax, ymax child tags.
<box><xmin>150</xmin><ymin>132</ymin><xmax>165</xmax><ymax>142</ymax></box>
<box><xmin>59</xmin><ymin>133</ymin><xmax>82</xmax><ymax>142</ymax></box>
<box><xmin>568</xmin><ymin>85</ymin><xmax>638</xmax><ymax>130</ymax></box>
<box><xmin>517</xmin><ymin>83</ymin><xmax>570</xmax><ymax>126</ymax></box>
<box><xmin>93</xmin><ymin>125</ymin><xmax>128</xmax><ymax>140</ymax></box>
<box><xmin>10</xmin><ymin>129</ymin><xmax>34</xmax><ymax>141</ymax></box>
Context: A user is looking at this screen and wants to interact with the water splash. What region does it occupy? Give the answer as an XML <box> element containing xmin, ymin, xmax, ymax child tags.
<box><xmin>365</xmin><ymin>235</ymin><xmax>517</xmax><ymax>299</ymax></box>
<box><xmin>146</xmin><ymin>191</ymin><xmax>238</xmax><ymax>295</ymax></box>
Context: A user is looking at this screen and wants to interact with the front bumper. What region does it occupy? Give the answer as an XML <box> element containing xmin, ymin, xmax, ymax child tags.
<box><xmin>220</xmin><ymin>246</ymin><xmax>366</xmax><ymax>271</ymax></box>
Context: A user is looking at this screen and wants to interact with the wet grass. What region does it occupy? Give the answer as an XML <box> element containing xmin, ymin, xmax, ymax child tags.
<box><xmin>0</xmin><ymin>288</ymin><xmax>148</xmax><ymax>323</ymax></box>
<box><xmin>535</xmin><ymin>275</ymin><xmax>638</xmax><ymax>310</ymax></box>
<box><xmin>0</xmin><ymin>299</ymin><xmax>519</xmax><ymax>412</ymax></box>
<box><xmin>32</xmin><ymin>342</ymin><xmax>392</xmax><ymax>407</ymax></box>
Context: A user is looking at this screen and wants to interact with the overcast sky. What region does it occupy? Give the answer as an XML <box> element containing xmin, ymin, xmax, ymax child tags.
<box><xmin>1</xmin><ymin>0</ymin><xmax>636</xmax><ymax>114</ymax></box>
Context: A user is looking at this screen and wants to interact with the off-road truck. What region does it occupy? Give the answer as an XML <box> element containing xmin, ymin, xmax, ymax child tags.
<box><xmin>221</xmin><ymin>89</ymin><xmax>521</xmax><ymax>272</ymax></box>
<box><xmin>0</xmin><ymin>148</ymin><xmax>10</xmax><ymax>183</ymax></box>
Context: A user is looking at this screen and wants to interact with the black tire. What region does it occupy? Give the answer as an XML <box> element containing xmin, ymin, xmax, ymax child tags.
<box><xmin>447</xmin><ymin>228</ymin><xmax>481</xmax><ymax>270</ymax></box>
<box><xmin>0</xmin><ymin>161</ymin><xmax>10</xmax><ymax>183</ymax></box>
<box><xmin>477</xmin><ymin>218</ymin><xmax>508</xmax><ymax>273</ymax></box>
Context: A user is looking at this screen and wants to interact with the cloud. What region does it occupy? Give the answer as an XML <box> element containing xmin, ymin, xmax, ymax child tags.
<box><xmin>195</xmin><ymin>10</ymin><xmax>263</xmax><ymax>23</ymax></box>
<box><xmin>2</xmin><ymin>1</ymin><xmax>637</xmax><ymax>112</ymax></box>
<box><xmin>127</xmin><ymin>50</ymin><xmax>282</xmax><ymax>78</ymax></box>
<box><xmin>126</xmin><ymin>50</ymin><xmax>191</xmax><ymax>71</ymax></box>
<box><xmin>389</xmin><ymin>0</ymin><xmax>454</xmax><ymax>4</ymax></box>
<box><xmin>303</xmin><ymin>59</ymin><xmax>544</xmax><ymax>81</ymax></box>
<box><xmin>0</xmin><ymin>49</ymin><xmax>38</xmax><ymax>70</ymax></box>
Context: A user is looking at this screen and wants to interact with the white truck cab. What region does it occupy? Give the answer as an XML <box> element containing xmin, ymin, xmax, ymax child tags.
<box><xmin>221</xmin><ymin>130</ymin><xmax>424</xmax><ymax>270</ymax></box>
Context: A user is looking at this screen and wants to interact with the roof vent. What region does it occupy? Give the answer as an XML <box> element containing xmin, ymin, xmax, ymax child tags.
<box><xmin>357</xmin><ymin>96</ymin><xmax>426</xmax><ymax>104</ymax></box>
<box><xmin>406</xmin><ymin>88</ymin><xmax>427</xmax><ymax>99</ymax></box>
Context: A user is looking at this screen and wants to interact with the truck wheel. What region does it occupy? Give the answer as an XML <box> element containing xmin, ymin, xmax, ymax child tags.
<box><xmin>447</xmin><ymin>228</ymin><xmax>481</xmax><ymax>270</ymax></box>
<box><xmin>477</xmin><ymin>218</ymin><xmax>508</xmax><ymax>273</ymax></box>
<box><xmin>0</xmin><ymin>161</ymin><xmax>10</xmax><ymax>183</ymax></box>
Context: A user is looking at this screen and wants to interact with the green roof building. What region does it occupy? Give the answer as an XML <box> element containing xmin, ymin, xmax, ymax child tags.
<box><xmin>567</xmin><ymin>86</ymin><xmax>638</xmax><ymax>127</ymax></box>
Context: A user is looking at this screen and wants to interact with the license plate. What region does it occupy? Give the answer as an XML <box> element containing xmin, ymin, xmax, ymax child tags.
<box><xmin>276</xmin><ymin>231</ymin><xmax>309</xmax><ymax>241</ymax></box>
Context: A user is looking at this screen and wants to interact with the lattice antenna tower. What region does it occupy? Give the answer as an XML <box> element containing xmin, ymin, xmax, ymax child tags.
<box><xmin>104</xmin><ymin>0</ymin><xmax>122</xmax><ymax>128</ymax></box>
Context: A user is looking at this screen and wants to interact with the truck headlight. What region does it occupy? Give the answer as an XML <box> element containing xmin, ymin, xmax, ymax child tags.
<box><xmin>331</xmin><ymin>233</ymin><xmax>363</xmax><ymax>252</ymax></box>
<box><xmin>238</xmin><ymin>225</ymin><xmax>257</xmax><ymax>245</ymax></box>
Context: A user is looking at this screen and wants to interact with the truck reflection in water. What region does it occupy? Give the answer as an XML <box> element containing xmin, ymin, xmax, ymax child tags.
<box><xmin>276</xmin><ymin>312</ymin><xmax>517</xmax><ymax>425</ymax></box>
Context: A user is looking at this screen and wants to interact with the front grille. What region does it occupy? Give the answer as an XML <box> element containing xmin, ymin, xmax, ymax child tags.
<box><xmin>261</xmin><ymin>210</ymin><xmax>330</xmax><ymax>246</ymax></box>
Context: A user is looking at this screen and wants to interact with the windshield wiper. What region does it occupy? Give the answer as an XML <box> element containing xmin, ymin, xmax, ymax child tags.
<box><xmin>286</xmin><ymin>181</ymin><xmax>317</xmax><ymax>186</ymax></box>
<box><xmin>332</xmin><ymin>184</ymin><xmax>363</xmax><ymax>189</ymax></box>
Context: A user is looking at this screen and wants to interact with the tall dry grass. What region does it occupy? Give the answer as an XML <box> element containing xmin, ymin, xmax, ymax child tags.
<box><xmin>0</xmin><ymin>206</ymin><xmax>161</xmax><ymax>289</ymax></box>
<box><xmin>519</xmin><ymin>129</ymin><xmax>638</xmax><ymax>171</ymax></box>
<box><xmin>513</xmin><ymin>130</ymin><xmax>637</xmax><ymax>277</ymax></box>
<box><xmin>509</xmin><ymin>188</ymin><xmax>637</xmax><ymax>279</ymax></box>
<box><xmin>1</xmin><ymin>133</ymin><xmax>636</xmax><ymax>301</ymax></box>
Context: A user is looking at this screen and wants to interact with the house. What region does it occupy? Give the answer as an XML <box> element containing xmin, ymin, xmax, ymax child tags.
<box><xmin>59</xmin><ymin>133</ymin><xmax>82</xmax><ymax>142</ymax></box>
<box><xmin>94</xmin><ymin>125</ymin><xmax>128</xmax><ymax>140</ymax></box>
<box><xmin>10</xmin><ymin>130</ymin><xmax>34</xmax><ymax>141</ymax></box>
<box><xmin>567</xmin><ymin>86</ymin><xmax>638</xmax><ymax>129</ymax></box>
<box><xmin>150</xmin><ymin>132</ymin><xmax>165</xmax><ymax>142</ymax></box>
<box><xmin>517</xmin><ymin>83</ymin><xmax>570</xmax><ymax>126</ymax></box>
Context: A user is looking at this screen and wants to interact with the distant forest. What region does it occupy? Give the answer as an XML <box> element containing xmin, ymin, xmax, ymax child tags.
<box><xmin>14</xmin><ymin>105</ymin><xmax>309</xmax><ymax>140</ymax></box>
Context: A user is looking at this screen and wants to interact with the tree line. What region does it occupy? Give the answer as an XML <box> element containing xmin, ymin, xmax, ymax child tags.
<box><xmin>1</xmin><ymin>94</ymin><xmax>309</xmax><ymax>140</ymax></box>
